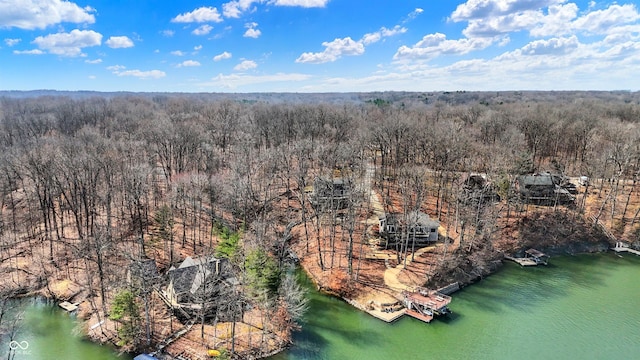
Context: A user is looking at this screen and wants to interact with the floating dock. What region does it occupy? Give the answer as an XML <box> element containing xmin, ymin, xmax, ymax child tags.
<box><xmin>504</xmin><ymin>255</ymin><xmax>539</xmax><ymax>266</ymax></box>
<box><xmin>367</xmin><ymin>307</ymin><xmax>406</xmax><ymax>323</ymax></box>
<box><xmin>58</xmin><ymin>301</ymin><xmax>79</xmax><ymax>312</ymax></box>
<box><xmin>504</xmin><ymin>248</ymin><xmax>549</xmax><ymax>266</ymax></box>
<box><xmin>612</xmin><ymin>242</ymin><xmax>640</xmax><ymax>256</ymax></box>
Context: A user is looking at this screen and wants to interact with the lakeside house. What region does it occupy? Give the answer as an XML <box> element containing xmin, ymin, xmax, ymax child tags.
<box><xmin>460</xmin><ymin>174</ymin><xmax>501</xmax><ymax>204</ymax></box>
<box><xmin>310</xmin><ymin>177</ymin><xmax>351</xmax><ymax>210</ymax></box>
<box><xmin>517</xmin><ymin>173</ymin><xmax>575</xmax><ymax>204</ymax></box>
<box><xmin>165</xmin><ymin>256</ymin><xmax>238</xmax><ymax>315</ymax></box>
<box><xmin>378</xmin><ymin>211</ymin><xmax>440</xmax><ymax>248</ymax></box>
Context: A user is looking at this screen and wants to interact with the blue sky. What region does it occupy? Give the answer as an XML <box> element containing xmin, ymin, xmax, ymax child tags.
<box><xmin>1</xmin><ymin>0</ymin><xmax>639</xmax><ymax>92</ymax></box>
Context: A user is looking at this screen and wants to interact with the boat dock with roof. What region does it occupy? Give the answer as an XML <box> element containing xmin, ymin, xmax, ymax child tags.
<box><xmin>402</xmin><ymin>287</ymin><xmax>452</xmax><ymax>323</ymax></box>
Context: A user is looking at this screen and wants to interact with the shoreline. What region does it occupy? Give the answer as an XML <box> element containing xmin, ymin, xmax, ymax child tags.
<box><xmin>3</xmin><ymin>241</ymin><xmax>623</xmax><ymax>360</ymax></box>
<box><xmin>298</xmin><ymin>239</ymin><xmax>613</xmax><ymax>325</ymax></box>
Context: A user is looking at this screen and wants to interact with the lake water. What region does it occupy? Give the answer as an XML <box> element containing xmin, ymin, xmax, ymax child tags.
<box><xmin>271</xmin><ymin>253</ymin><xmax>640</xmax><ymax>360</ymax></box>
<box><xmin>1</xmin><ymin>298</ymin><xmax>131</xmax><ymax>360</ymax></box>
<box><xmin>1</xmin><ymin>253</ymin><xmax>638</xmax><ymax>360</ymax></box>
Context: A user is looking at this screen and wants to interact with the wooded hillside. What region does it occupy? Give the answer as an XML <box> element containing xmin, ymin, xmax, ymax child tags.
<box><xmin>0</xmin><ymin>91</ymin><xmax>638</xmax><ymax>358</ymax></box>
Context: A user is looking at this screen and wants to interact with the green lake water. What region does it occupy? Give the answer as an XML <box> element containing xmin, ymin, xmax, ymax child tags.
<box><xmin>1</xmin><ymin>298</ymin><xmax>132</xmax><ymax>360</ymax></box>
<box><xmin>271</xmin><ymin>253</ymin><xmax>640</xmax><ymax>360</ymax></box>
<box><xmin>1</xmin><ymin>253</ymin><xmax>638</xmax><ymax>360</ymax></box>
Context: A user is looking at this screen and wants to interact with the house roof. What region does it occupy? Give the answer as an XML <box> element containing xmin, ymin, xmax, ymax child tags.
<box><xmin>169</xmin><ymin>256</ymin><xmax>233</xmax><ymax>296</ymax></box>
<box><xmin>380</xmin><ymin>211</ymin><xmax>440</xmax><ymax>228</ymax></box>
<box><xmin>518</xmin><ymin>174</ymin><xmax>554</xmax><ymax>186</ymax></box>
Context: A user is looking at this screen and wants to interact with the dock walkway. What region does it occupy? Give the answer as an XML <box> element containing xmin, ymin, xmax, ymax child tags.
<box><xmin>504</xmin><ymin>255</ymin><xmax>539</xmax><ymax>266</ymax></box>
<box><xmin>612</xmin><ymin>242</ymin><xmax>640</xmax><ymax>256</ymax></box>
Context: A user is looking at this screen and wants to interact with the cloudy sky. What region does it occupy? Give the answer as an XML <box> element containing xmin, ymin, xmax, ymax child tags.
<box><xmin>1</xmin><ymin>0</ymin><xmax>639</xmax><ymax>92</ymax></box>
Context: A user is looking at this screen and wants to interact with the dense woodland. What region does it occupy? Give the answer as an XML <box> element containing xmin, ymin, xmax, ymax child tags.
<box><xmin>0</xmin><ymin>91</ymin><xmax>639</xmax><ymax>358</ymax></box>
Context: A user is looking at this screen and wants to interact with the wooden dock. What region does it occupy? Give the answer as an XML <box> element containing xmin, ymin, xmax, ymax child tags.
<box><xmin>403</xmin><ymin>288</ymin><xmax>451</xmax><ymax>323</ymax></box>
<box><xmin>504</xmin><ymin>249</ymin><xmax>549</xmax><ymax>266</ymax></box>
<box><xmin>504</xmin><ymin>256</ymin><xmax>539</xmax><ymax>266</ymax></box>
<box><xmin>612</xmin><ymin>242</ymin><xmax>640</xmax><ymax>256</ymax></box>
<box><xmin>405</xmin><ymin>309</ymin><xmax>433</xmax><ymax>323</ymax></box>
<box><xmin>366</xmin><ymin>307</ymin><xmax>407</xmax><ymax>323</ymax></box>
<box><xmin>58</xmin><ymin>301</ymin><xmax>79</xmax><ymax>312</ymax></box>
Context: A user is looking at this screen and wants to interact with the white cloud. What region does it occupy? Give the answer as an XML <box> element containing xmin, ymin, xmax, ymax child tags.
<box><xmin>394</xmin><ymin>33</ymin><xmax>492</xmax><ymax>60</ymax></box>
<box><xmin>270</xmin><ymin>0</ymin><xmax>329</xmax><ymax>7</ymax></box>
<box><xmin>296</xmin><ymin>37</ymin><xmax>364</xmax><ymax>63</ymax></box>
<box><xmin>450</xmin><ymin>1</ymin><xmax>640</xmax><ymax>41</ymax></box>
<box><xmin>162</xmin><ymin>30</ymin><xmax>175</xmax><ymax>37</ymax></box>
<box><xmin>406</xmin><ymin>8</ymin><xmax>424</xmax><ymax>21</ymax></box>
<box><xmin>244</xmin><ymin>22</ymin><xmax>261</xmax><ymax>38</ymax></box>
<box><xmin>213</xmin><ymin>51</ymin><xmax>232</xmax><ymax>61</ymax></box>
<box><xmin>88</xmin><ymin>75</ymin><xmax>96</xmax><ymax>79</ymax></box>
<box><xmin>4</xmin><ymin>38</ymin><xmax>21</xmax><ymax>47</ymax></box>
<box><xmin>450</xmin><ymin>0</ymin><xmax>562</xmax><ymax>22</ymax></box>
<box><xmin>194</xmin><ymin>45</ymin><xmax>203</xmax><ymax>51</ymax></box>
<box><xmin>106</xmin><ymin>65</ymin><xmax>126</xmax><ymax>72</ymax></box>
<box><xmin>171</xmin><ymin>7</ymin><xmax>223</xmax><ymax>23</ymax></box>
<box><xmin>462</xmin><ymin>10</ymin><xmax>544</xmax><ymax>38</ymax></box>
<box><xmin>529</xmin><ymin>3</ymin><xmax>579</xmax><ymax>37</ymax></box>
<box><xmin>178</xmin><ymin>60</ymin><xmax>201</xmax><ymax>67</ymax></box>
<box><xmin>85</xmin><ymin>58</ymin><xmax>102</xmax><ymax>64</ymax></box>
<box><xmin>205</xmin><ymin>72</ymin><xmax>311</xmax><ymax>89</ymax></box>
<box><xmin>244</xmin><ymin>28</ymin><xmax>261</xmax><ymax>38</ymax></box>
<box><xmin>234</xmin><ymin>60</ymin><xmax>258</xmax><ymax>71</ymax></box>
<box><xmin>192</xmin><ymin>24</ymin><xmax>213</xmax><ymax>35</ymax></box>
<box><xmin>32</xmin><ymin>29</ymin><xmax>102</xmax><ymax>57</ymax></box>
<box><xmin>518</xmin><ymin>36</ymin><xmax>580</xmax><ymax>56</ymax></box>
<box><xmin>117</xmin><ymin>70</ymin><xmax>166</xmax><ymax>79</ymax></box>
<box><xmin>0</xmin><ymin>0</ymin><xmax>95</xmax><ymax>30</ymax></box>
<box><xmin>108</xmin><ymin>65</ymin><xmax>166</xmax><ymax>79</ymax></box>
<box><xmin>171</xmin><ymin>50</ymin><xmax>185</xmax><ymax>56</ymax></box>
<box><xmin>13</xmin><ymin>49</ymin><xmax>44</xmax><ymax>55</ymax></box>
<box><xmin>572</xmin><ymin>4</ymin><xmax>640</xmax><ymax>35</ymax></box>
<box><xmin>297</xmin><ymin>11</ymin><xmax>412</xmax><ymax>64</ymax></box>
<box><xmin>222</xmin><ymin>0</ymin><xmax>259</xmax><ymax>18</ymax></box>
<box><xmin>362</xmin><ymin>25</ymin><xmax>407</xmax><ymax>45</ymax></box>
<box><xmin>106</xmin><ymin>36</ymin><xmax>134</xmax><ymax>49</ymax></box>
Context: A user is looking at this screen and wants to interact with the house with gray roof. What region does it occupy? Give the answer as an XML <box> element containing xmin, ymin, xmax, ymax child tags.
<box><xmin>165</xmin><ymin>256</ymin><xmax>237</xmax><ymax>315</ymax></box>
<box><xmin>517</xmin><ymin>173</ymin><xmax>575</xmax><ymax>204</ymax></box>
<box><xmin>378</xmin><ymin>211</ymin><xmax>440</xmax><ymax>248</ymax></box>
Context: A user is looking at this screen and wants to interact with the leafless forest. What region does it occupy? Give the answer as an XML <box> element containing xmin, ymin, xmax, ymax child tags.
<box><xmin>0</xmin><ymin>91</ymin><xmax>639</xmax><ymax>357</ymax></box>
